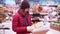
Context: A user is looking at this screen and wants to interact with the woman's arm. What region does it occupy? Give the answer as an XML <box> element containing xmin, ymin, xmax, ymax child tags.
<box><xmin>12</xmin><ymin>15</ymin><xmax>27</xmax><ymax>32</ymax></box>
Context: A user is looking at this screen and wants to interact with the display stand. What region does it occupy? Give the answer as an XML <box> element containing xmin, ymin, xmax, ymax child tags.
<box><xmin>31</xmin><ymin>13</ymin><xmax>49</xmax><ymax>34</ymax></box>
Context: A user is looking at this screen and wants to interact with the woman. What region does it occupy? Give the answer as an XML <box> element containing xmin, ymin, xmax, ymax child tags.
<box><xmin>12</xmin><ymin>1</ymin><xmax>33</xmax><ymax>34</ymax></box>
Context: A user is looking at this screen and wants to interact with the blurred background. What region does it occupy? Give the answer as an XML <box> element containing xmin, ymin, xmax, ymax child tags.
<box><xmin>0</xmin><ymin>0</ymin><xmax>60</xmax><ymax>34</ymax></box>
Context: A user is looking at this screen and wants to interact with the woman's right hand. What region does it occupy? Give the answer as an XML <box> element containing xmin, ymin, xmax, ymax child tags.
<box><xmin>27</xmin><ymin>26</ymin><xmax>33</xmax><ymax>32</ymax></box>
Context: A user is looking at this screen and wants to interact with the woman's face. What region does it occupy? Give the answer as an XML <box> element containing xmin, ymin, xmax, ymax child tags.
<box><xmin>21</xmin><ymin>8</ymin><xmax>29</xmax><ymax>15</ymax></box>
<box><xmin>24</xmin><ymin>8</ymin><xmax>29</xmax><ymax>13</ymax></box>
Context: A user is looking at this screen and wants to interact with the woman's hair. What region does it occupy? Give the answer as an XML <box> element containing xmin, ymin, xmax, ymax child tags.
<box><xmin>20</xmin><ymin>1</ymin><xmax>30</xmax><ymax>9</ymax></box>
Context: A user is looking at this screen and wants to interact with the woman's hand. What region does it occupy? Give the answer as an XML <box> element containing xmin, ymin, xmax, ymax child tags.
<box><xmin>27</xmin><ymin>26</ymin><xmax>33</xmax><ymax>32</ymax></box>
